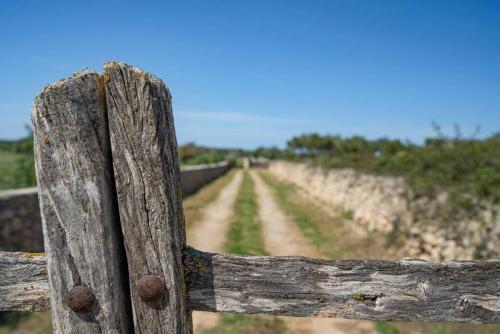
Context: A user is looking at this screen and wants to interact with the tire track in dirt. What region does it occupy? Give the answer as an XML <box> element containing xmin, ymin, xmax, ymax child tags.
<box><xmin>250</xmin><ymin>170</ymin><xmax>376</xmax><ymax>334</ymax></box>
<box><xmin>187</xmin><ymin>170</ymin><xmax>243</xmax><ymax>333</ymax></box>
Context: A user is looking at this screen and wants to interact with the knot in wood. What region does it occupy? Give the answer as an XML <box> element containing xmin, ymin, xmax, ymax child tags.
<box><xmin>66</xmin><ymin>286</ymin><xmax>95</xmax><ymax>313</ymax></box>
<box><xmin>136</xmin><ymin>275</ymin><xmax>166</xmax><ymax>303</ymax></box>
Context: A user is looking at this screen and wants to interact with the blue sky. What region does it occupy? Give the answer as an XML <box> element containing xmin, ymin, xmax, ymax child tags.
<box><xmin>1</xmin><ymin>0</ymin><xmax>499</xmax><ymax>149</ymax></box>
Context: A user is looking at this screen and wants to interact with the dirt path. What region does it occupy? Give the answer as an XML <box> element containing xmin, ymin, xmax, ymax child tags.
<box><xmin>250</xmin><ymin>170</ymin><xmax>376</xmax><ymax>334</ymax></box>
<box><xmin>187</xmin><ymin>170</ymin><xmax>243</xmax><ymax>333</ymax></box>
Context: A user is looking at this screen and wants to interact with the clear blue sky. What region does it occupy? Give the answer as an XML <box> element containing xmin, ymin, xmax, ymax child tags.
<box><xmin>1</xmin><ymin>0</ymin><xmax>499</xmax><ymax>149</ymax></box>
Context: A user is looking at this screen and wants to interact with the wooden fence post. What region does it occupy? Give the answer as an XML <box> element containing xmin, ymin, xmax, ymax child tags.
<box><xmin>32</xmin><ymin>72</ymin><xmax>133</xmax><ymax>333</ymax></box>
<box><xmin>104</xmin><ymin>62</ymin><xmax>192</xmax><ymax>333</ymax></box>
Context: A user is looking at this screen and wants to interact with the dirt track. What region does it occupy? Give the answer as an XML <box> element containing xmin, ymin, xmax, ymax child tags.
<box><xmin>187</xmin><ymin>169</ymin><xmax>376</xmax><ymax>334</ymax></box>
<box><xmin>250</xmin><ymin>170</ymin><xmax>376</xmax><ymax>334</ymax></box>
<box><xmin>187</xmin><ymin>171</ymin><xmax>243</xmax><ymax>333</ymax></box>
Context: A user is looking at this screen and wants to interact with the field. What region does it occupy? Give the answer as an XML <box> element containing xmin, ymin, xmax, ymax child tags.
<box><xmin>0</xmin><ymin>136</ymin><xmax>238</xmax><ymax>190</ymax></box>
<box><xmin>0</xmin><ymin>137</ymin><xmax>36</xmax><ymax>190</ymax></box>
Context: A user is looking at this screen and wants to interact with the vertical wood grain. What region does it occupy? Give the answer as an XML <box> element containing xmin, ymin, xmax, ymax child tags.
<box><xmin>32</xmin><ymin>72</ymin><xmax>132</xmax><ymax>333</ymax></box>
<box><xmin>104</xmin><ymin>62</ymin><xmax>192</xmax><ymax>333</ymax></box>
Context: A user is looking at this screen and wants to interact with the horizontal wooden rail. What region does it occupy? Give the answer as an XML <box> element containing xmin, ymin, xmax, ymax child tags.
<box><xmin>0</xmin><ymin>252</ymin><xmax>48</xmax><ymax>311</ymax></box>
<box><xmin>2</xmin><ymin>248</ymin><xmax>500</xmax><ymax>323</ymax></box>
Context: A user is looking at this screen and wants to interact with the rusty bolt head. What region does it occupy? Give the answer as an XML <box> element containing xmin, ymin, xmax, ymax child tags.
<box><xmin>66</xmin><ymin>286</ymin><xmax>95</xmax><ymax>313</ymax></box>
<box><xmin>136</xmin><ymin>275</ymin><xmax>166</xmax><ymax>303</ymax></box>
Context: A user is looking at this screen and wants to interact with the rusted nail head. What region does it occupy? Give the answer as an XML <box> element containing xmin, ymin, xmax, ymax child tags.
<box><xmin>136</xmin><ymin>275</ymin><xmax>166</xmax><ymax>303</ymax></box>
<box><xmin>66</xmin><ymin>286</ymin><xmax>95</xmax><ymax>313</ymax></box>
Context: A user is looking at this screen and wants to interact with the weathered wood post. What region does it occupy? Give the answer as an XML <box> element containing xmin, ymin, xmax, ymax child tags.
<box><xmin>32</xmin><ymin>72</ymin><xmax>133</xmax><ymax>333</ymax></box>
<box><xmin>32</xmin><ymin>63</ymin><xmax>192</xmax><ymax>333</ymax></box>
<box><xmin>104</xmin><ymin>62</ymin><xmax>192</xmax><ymax>333</ymax></box>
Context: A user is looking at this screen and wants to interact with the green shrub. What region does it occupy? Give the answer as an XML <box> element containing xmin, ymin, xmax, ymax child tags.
<box><xmin>0</xmin><ymin>133</ymin><xmax>36</xmax><ymax>190</ymax></box>
<box><xmin>254</xmin><ymin>130</ymin><xmax>500</xmax><ymax>225</ymax></box>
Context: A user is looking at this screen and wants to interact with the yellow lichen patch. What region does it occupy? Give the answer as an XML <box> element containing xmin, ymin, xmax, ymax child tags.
<box><xmin>23</xmin><ymin>252</ymin><xmax>45</xmax><ymax>257</ymax></box>
<box><xmin>195</xmin><ymin>260</ymin><xmax>206</xmax><ymax>273</ymax></box>
<box><xmin>353</xmin><ymin>293</ymin><xmax>378</xmax><ymax>302</ymax></box>
<box><xmin>353</xmin><ymin>293</ymin><xmax>365</xmax><ymax>301</ymax></box>
<box><xmin>102</xmin><ymin>72</ymin><xmax>110</xmax><ymax>84</ymax></box>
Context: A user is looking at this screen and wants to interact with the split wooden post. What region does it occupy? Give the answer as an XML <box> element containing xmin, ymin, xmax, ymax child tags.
<box><xmin>32</xmin><ymin>73</ymin><xmax>133</xmax><ymax>333</ymax></box>
<box><xmin>104</xmin><ymin>62</ymin><xmax>192</xmax><ymax>333</ymax></box>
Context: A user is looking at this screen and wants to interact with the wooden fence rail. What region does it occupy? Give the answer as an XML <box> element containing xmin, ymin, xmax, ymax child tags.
<box><xmin>1</xmin><ymin>62</ymin><xmax>499</xmax><ymax>333</ymax></box>
<box><xmin>2</xmin><ymin>248</ymin><xmax>500</xmax><ymax>324</ymax></box>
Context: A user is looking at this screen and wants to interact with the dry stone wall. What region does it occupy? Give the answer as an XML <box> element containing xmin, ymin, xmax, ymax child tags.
<box><xmin>180</xmin><ymin>161</ymin><xmax>230</xmax><ymax>195</ymax></box>
<box><xmin>0</xmin><ymin>188</ymin><xmax>43</xmax><ymax>252</ymax></box>
<box><xmin>269</xmin><ymin>160</ymin><xmax>500</xmax><ymax>261</ymax></box>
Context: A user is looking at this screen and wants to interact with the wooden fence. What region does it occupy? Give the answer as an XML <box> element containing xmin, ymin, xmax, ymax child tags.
<box><xmin>1</xmin><ymin>62</ymin><xmax>499</xmax><ymax>333</ymax></box>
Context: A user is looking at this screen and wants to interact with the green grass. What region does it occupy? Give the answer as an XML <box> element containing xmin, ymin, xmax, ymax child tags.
<box><xmin>0</xmin><ymin>151</ymin><xmax>36</xmax><ymax>190</ymax></box>
<box><xmin>207</xmin><ymin>171</ymin><xmax>286</xmax><ymax>334</ymax></box>
<box><xmin>204</xmin><ymin>313</ymin><xmax>287</xmax><ymax>334</ymax></box>
<box><xmin>258</xmin><ymin>171</ymin><xmax>331</xmax><ymax>255</ymax></box>
<box><xmin>341</xmin><ymin>209</ymin><xmax>354</xmax><ymax>220</ymax></box>
<box><xmin>259</xmin><ymin>171</ymin><xmax>388</xmax><ymax>260</ymax></box>
<box><xmin>375</xmin><ymin>322</ymin><xmax>403</xmax><ymax>334</ymax></box>
<box><xmin>0</xmin><ymin>134</ymin><xmax>36</xmax><ymax>190</ymax></box>
<box><xmin>0</xmin><ymin>312</ymin><xmax>52</xmax><ymax>334</ymax></box>
<box><xmin>224</xmin><ymin>171</ymin><xmax>268</xmax><ymax>256</ymax></box>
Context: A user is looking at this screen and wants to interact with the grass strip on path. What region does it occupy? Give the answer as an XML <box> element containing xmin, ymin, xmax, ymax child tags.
<box><xmin>258</xmin><ymin>171</ymin><xmax>332</xmax><ymax>256</ymax></box>
<box><xmin>259</xmin><ymin>171</ymin><xmax>387</xmax><ymax>260</ymax></box>
<box><xmin>223</xmin><ymin>171</ymin><xmax>268</xmax><ymax>256</ymax></box>
<box><xmin>205</xmin><ymin>171</ymin><xmax>287</xmax><ymax>334</ymax></box>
